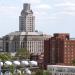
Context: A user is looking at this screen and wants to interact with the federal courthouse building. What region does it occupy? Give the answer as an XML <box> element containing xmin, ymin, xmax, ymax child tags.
<box><xmin>0</xmin><ymin>3</ymin><xmax>50</xmax><ymax>54</ymax></box>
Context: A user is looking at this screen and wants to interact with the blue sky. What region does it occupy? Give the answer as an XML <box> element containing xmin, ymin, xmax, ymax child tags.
<box><xmin>0</xmin><ymin>0</ymin><xmax>75</xmax><ymax>37</ymax></box>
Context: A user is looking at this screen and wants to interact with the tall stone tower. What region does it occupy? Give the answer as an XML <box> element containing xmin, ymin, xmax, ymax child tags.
<box><xmin>19</xmin><ymin>3</ymin><xmax>35</xmax><ymax>32</ymax></box>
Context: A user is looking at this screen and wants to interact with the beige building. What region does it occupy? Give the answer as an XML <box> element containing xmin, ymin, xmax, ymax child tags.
<box><xmin>0</xmin><ymin>38</ymin><xmax>3</xmax><ymax>51</ymax></box>
<box><xmin>3</xmin><ymin>31</ymin><xmax>50</xmax><ymax>54</ymax></box>
<box><xmin>19</xmin><ymin>3</ymin><xmax>35</xmax><ymax>32</ymax></box>
<box><xmin>2</xmin><ymin>3</ymin><xmax>51</xmax><ymax>54</ymax></box>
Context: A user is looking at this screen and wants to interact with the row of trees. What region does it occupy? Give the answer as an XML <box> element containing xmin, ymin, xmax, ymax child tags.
<box><xmin>0</xmin><ymin>48</ymin><xmax>75</xmax><ymax>75</ymax></box>
<box><xmin>35</xmin><ymin>69</ymin><xmax>49</xmax><ymax>75</ymax></box>
<box><xmin>0</xmin><ymin>48</ymin><xmax>30</xmax><ymax>61</ymax></box>
<box><xmin>0</xmin><ymin>48</ymin><xmax>30</xmax><ymax>75</ymax></box>
<box><xmin>1</xmin><ymin>48</ymin><xmax>75</xmax><ymax>65</ymax></box>
<box><xmin>14</xmin><ymin>48</ymin><xmax>30</xmax><ymax>60</ymax></box>
<box><xmin>0</xmin><ymin>48</ymin><xmax>50</xmax><ymax>75</ymax></box>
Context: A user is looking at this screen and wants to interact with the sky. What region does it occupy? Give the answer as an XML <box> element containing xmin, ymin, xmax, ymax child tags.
<box><xmin>0</xmin><ymin>0</ymin><xmax>75</xmax><ymax>37</ymax></box>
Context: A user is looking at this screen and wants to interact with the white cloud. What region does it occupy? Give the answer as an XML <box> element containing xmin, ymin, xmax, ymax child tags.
<box><xmin>0</xmin><ymin>5</ymin><xmax>19</xmax><ymax>16</ymax></box>
<box><xmin>22</xmin><ymin>0</ymin><xmax>41</xmax><ymax>4</ymax></box>
<box><xmin>55</xmin><ymin>2</ymin><xmax>75</xmax><ymax>7</ymax></box>
<box><xmin>34</xmin><ymin>4</ymin><xmax>52</xmax><ymax>15</ymax></box>
<box><xmin>33</xmin><ymin>4</ymin><xmax>52</xmax><ymax>19</ymax></box>
<box><xmin>64</xmin><ymin>6</ymin><xmax>75</xmax><ymax>11</ymax></box>
<box><xmin>64</xmin><ymin>12</ymin><xmax>75</xmax><ymax>16</ymax></box>
<box><xmin>52</xmin><ymin>11</ymin><xmax>75</xmax><ymax>16</ymax></box>
<box><xmin>54</xmin><ymin>2</ymin><xmax>75</xmax><ymax>13</ymax></box>
<box><xmin>65</xmin><ymin>0</ymin><xmax>75</xmax><ymax>3</ymax></box>
<box><xmin>37</xmin><ymin>4</ymin><xmax>52</xmax><ymax>10</ymax></box>
<box><xmin>47</xmin><ymin>16</ymin><xmax>57</xmax><ymax>20</ymax></box>
<box><xmin>54</xmin><ymin>2</ymin><xmax>75</xmax><ymax>16</ymax></box>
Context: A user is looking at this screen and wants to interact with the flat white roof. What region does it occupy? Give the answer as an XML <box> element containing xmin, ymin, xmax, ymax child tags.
<box><xmin>7</xmin><ymin>31</ymin><xmax>44</xmax><ymax>36</ymax></box>
<box><xmin>47</xmin><ymin>65</ymin><xmax>75</xmax><ymax>68</ymax></box>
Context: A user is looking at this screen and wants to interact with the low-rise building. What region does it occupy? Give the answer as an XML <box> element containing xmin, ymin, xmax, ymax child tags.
<box><xmin>47</xmin><ymin>65</ymin><xmax>75</xmax><ymax>75</ymax></box>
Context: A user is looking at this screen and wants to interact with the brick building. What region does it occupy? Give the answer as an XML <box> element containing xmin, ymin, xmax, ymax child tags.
<box><xmin>44</xmin><ymin>33</ymin><xmax>75</xmax><ymax>68</ymax></box>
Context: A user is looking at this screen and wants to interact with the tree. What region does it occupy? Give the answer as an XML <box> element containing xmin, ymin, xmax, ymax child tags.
<box><xmin>72</xmin><ymin>59</ymin><xmax>75</xmax><ymax>65</ymax></box>
<box><xmin>14</xmin><ymin>48</ymin><xmax>30</xmax><ymax>60</ymax></box>
<box><xmin>0</xmin><ymin>52</ymin><xmax>12</xmax><ymax>74</ymax></box>
<box><xmin>35</xmin><ymin>69</ymin><xmax>49</xmax><ymax>75</ymax></box>
<box><xmin>43</xmin><ymin>70</ymin><xmax>49</xmax><ymax>75</ymax></box>
<box><xmin>35</xmin><ymin>69</ymin><xmax>43</xmax><ymax>75</ymax></box>
<box><xmin>0</xmin><ymin>52</ymin><xmax>12</xmax><ymax>61</ymax></box>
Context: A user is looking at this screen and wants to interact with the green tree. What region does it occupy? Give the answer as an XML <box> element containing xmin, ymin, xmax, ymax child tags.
<box><xmin>35</xmin><ymin>69</ymin><xmax>49</xmax><ymax>75</ymax></box>
<box><xmin>43</xmin><ymin>70</ymin><xmax>49</xmax><ymax>75</ymax></box>
<box><xmin>35</xmin><ymin>69</ymin><xmax>43</xmax><ymax>75</ymax></box>
<box><xmin>14</xmin><ymin>48</ymin><xmax>30</xmax><ymax>60</ymax></box>
<box><xmin>72</xmin><ymin>59</ymin><xmax>75</xmax><ymax>65</ymax></box>
<box><xmin>0</xmin><ymin>52</ymin><xmax>12</xmax><ymax>74</ymax></box>
<box><xmin>0</xmin><ymin>52</ymin><xmax>12</xmax><ymax>61</ymax></box>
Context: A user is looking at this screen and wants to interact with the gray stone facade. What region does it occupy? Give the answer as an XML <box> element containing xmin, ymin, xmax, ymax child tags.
<box><xmin>19</xmin><ymin>3</ymin><xmax>35</xmax><ymax>32</ymax></box>
<box><xmin>0</xmin><ymin>38</ymin><xmax>3</xmax><ymax>51</ymax></box>
<box><xmin>3</xmin><ymin>32</ymin><xmax>50</xmax><ymax>54</ymax></box>
<box><xmin>0</xmin><ymin>3</ymin><xmax>51</xmax><ymax>54</ymax></box>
